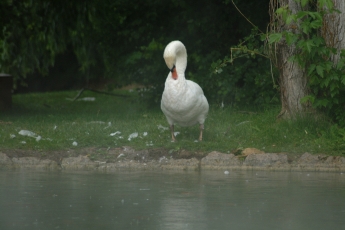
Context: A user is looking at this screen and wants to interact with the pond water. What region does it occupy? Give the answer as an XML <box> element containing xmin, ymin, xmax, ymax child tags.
<box><xmin>0</xmin><ymin>169</ymin><xmax>344</xmax><ymax>230</ymax></box>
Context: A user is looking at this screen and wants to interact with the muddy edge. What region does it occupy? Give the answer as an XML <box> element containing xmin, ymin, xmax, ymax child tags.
<box><xmin>0</xmin><ymin>147</ymin><xmax>344</xmax><ymax>172</ymax></box>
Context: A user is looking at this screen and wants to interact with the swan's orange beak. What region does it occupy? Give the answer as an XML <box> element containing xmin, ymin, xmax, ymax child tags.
<box><xmin>170</xmin><ymin>66</ymin><xmax>178</xmax><ymax>80</ymax></box>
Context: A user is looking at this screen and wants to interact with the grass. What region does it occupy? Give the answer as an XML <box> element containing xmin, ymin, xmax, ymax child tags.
<box><xmin>0</xmin><ymin>89</ymin><xmax>344</xmax><ymax>156</ymax></box>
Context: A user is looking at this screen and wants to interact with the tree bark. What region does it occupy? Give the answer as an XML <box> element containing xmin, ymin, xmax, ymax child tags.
<box><xmin>270</xmin><ymin>0</ymin><xmax>310</xmax><ymax>119</ymax></box>
<box><xmin>322</xmin><ymin>0</ymin><xmax>345</xmax><ymax>65</ymax></box>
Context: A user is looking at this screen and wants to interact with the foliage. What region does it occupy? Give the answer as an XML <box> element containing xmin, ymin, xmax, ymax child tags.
<box><xmin>209</xmin><ymin>28</ymin><xmax>279</xmax><ymax>105</ymax></box>
<box><xmin>0</xmin><ymin>0</ymin><xmax>94</xmax><ymax>87</ymax></box>
<box><xmin>0</xmin><ymin>0</ymin><xmax>271</xmax><ymax>105</ymax></box>
<box><xmin>268</xmin><ymin>0</ymin><xmax>345</xmax><ymax>125</ymax></box>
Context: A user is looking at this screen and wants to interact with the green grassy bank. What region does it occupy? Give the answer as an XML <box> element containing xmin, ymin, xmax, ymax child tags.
<box><xmin>0</xmin><ymin>90</ymin><xmax>344</xmax><ymax>156</ymax></box>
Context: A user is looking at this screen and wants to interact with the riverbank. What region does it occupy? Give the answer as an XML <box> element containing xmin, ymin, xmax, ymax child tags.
<box><xmin>0</xmin><ymin>147</ymin><xmax>344</xmax><ymax>172</ymax></box>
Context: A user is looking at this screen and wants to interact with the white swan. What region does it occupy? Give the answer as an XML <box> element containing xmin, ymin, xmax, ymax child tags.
<box><xmin>161</xmin><ymin>40</ymin><xmax>209</xmax><ymax>141</ymax></box>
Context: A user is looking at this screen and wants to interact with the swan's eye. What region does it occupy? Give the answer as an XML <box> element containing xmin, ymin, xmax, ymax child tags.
<box><xmin>170</xmin><ymin>65</ymin><xmax>175</xmax><ymax>73</ymax></box>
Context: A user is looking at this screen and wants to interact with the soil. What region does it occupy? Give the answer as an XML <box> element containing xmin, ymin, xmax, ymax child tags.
<box><xmin>1</xmin><ymin>147</ymin><xmax>344</xmax><ymax>172</ymax></box>
<box><xmin>2</xmin><ymin>146</ymin><xmax>207</xmax><ymax>165</ymax></box>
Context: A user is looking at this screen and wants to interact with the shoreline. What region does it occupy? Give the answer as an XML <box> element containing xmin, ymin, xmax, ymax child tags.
<box><xmin>1</xmin><ymin>147</ymin><xmax>344</xmax><ymax>172</ymax></box>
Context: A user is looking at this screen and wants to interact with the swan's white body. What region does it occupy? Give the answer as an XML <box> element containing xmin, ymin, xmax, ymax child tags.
<box><xmin>161</xmin><ymin>41</ymin><xmax>209</xmax><ymax>141</ymax></box>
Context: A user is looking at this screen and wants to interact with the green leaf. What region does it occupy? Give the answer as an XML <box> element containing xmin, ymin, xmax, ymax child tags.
<box><xmin>300</xmin><ymin>0</ymin><xmax>309</xmax><ymax>7</ymax></box>
<box><xmin>296</xmin><ymin>11</ymin><xmax>308</xmax><ymax>19</ymax></box>
<box><xmin>286</xmin><ymin>15</ymin><xmax>296</xmax><ymax>25</ymax></box>
<box><xmin>308</xmin><ymin>64</ymin><xmax>316</xmax><ymax>76</ymax></box>
<box><xmin>304</xmin><ymin>40</ymin><xmax>315</xmax><ymax>53</ymax></box>
<box><xmin>316</xmin><ymin>65</ymin><xmax>324</xmax><ymax>78</ymax></box>
<box><xmin>268</xmin><ymin>33</ymin><xmax>282</xmax><ymax>44</ymax></box>
<box><xmin>301</xmin><ymin>95</ymin><xmax>315</xmax><ymax>104</ymax></box>
<box><xmin>341</xmin><ymin>75</ymin><xmax>345</xmax><ymax>85</ymax></box>
<box><xmin>318</xmin><ymin>0</ymin><xmax>334</xmax><ymax>9</ymax></box>
<box><xmin>284</xmin><ymin>32</ymin><xmax>297</xmax><ymax>45</ymax></box>
<box><xmin>310</xmin><ymin>19</ymin><xmax>322</xmax><ymax>29</ymax></box>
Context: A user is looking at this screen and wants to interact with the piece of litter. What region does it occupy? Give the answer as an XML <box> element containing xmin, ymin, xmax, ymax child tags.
<box><xmin>174</xmin><ymin>132</ymin><xmax>180</xmax><ymax>136</ymax></box>
<box><xmin>104</xmin><ymin>122</ymin><xmax>112</xmax><ymax>129</ymax></box>
<box><xmin>159</xmin><ymin>156</ymin><xmax>168</xmax><ymax>163</ymax></box>
<box><xmin>143</xmin><ymin>132</ymin><xmax>148</xmax><ymax>137</ymax></box>
<box><xmin>36</xmin><ymin>136</ymin><xmax>42</xmax><ymax>142</ymax></box>
<box><xmin>78</xmin><ymin>97</ymin><xmax>95</xmax><ymax>101</ymax></box>
<box><xmin>117</xmin><ymin>153</ymin><xmax>125</xmax><ymax>158</ymax></box>
<box><xmin>10</xmin><ymin>134</ymin><xmax>16</xmax><ymax>139</ymax></box>
<box><xmin>18</xmin><ymin>130</ymin><xmax>37</xmax><ymax>138</ymax></box>
<box><xmin>146</xmin><ymin>141</ymin><xmax>153</xmax><ymax>146</ymax></box>
<box><xmin>157</xmin><ymin>125</ymin><xmax>169</xmax><ymax>131</ymax></box>
<box><xmin>224</xmin><ymin>171</ymin><xmax>230</xmax><ymax>175</ymax></box>
<box><xmin>72</xmin><ymin>141</ymin><xmax>78</xmax><ymax>146</ymax></box>
<box><xmin>88</xmin><ymin>121</ymin><xmax>106</xmax><ymax>124</ymax></box>
<box><xmin>21</xmin><ymin>141</ymin><xmax>26</xmax><ymax>144</ymax></box>
<box><xmin>236</xmin><ymin>121</ymin><xmax>251</xmax><ymax>126</ymax></box>
<box><xmin>53</xmin><ymin>125</ymin><xmax>57</xmax><ymax>130</ymax></box>
<box><xmin>110</xmin><ymin>131</ymin><xmax>121</xmax><ymax>136</ymax></box>
<box><xmin>194</xmin><ymin>140</ymin><xmax>199</xmax><ymax>143</ymax></box>
<box><xmin>128</xmin><ymin>132</ymin><xmax>138</xmax><ymax>141</ymax></box>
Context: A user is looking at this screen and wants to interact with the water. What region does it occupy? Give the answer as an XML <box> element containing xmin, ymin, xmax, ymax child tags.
<box><xmin>0</xmin><ymin>170</ymin><xmax>344</xmax><ymax>230</ymax></box>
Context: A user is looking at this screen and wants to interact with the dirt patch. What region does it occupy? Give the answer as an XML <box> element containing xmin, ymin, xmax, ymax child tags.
<box><xmin>1</xmin><ymin>147</ymin><xmax>345</xmax><ymax>172</ymax></box>
<box><xmin>1</xmin><ymin>146</ymin><xmax>207</xmax><ymax>165</ymax></box>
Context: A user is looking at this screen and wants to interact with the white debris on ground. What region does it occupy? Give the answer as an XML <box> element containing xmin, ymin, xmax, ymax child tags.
<box><xmin>18</xmin><ymin>130</ymin><xmax>37</xmax><ymax>138</ymax></box>
<box><xmin>78</xmin><ymin>97</ymin><xmax>96</xmax><ymax>101</ymax></box>
<box><xmin>146</xmin><ymin>141</ymin><xmax>153</xmax><ymax>146</ymax></box>
<box><xmin>117</xmin><ymin>153</ymin><xmax>125</xmax><ymax>158</ymax></box>
<box><xmin>143</xmin><ymin>132</ymin><xmax>148</xmax><ymax>137</ymax></box>
<box><xmin>157</xmin><ymin>125</ymin><xmax>169</xmax><ymax>132</ymax></box>
<box><xmin>110</xmin><ymin>131</ymin><xmax>121</xmax><ymax>136</ymax></box>
<box><xmin>159</xmin><ymin>156</ymin><xmax>168</xmax><ymax>163</ymax></box>
<box><xmin>224</xmin><ymin>171</ymin><xmax>230</xmax><ymax>175</ymax></box>
<box><xmin>88</xmin><ymin>121</ymin><xmax>106</xmax><ymax>124</ymax></box>
<box><xmin>10</xmin><ymin>134</ymin><xmax>16</xmax><ymax>139</ymax></box>
<box><xmin>104</xmin><ymin>122</ymin><xmax>112</xmax><ymax>129</ymax></box>
<box><xmin>174</xmin><ymin>132</ymin><xmax>180</xmax><ymax>136</ymax></box>
<box><xmin>53</xmin><ymin>125</ymin><xmax>57</xmax><ymax>130</ymax></box>
<box><xmin>128</xmin><ymin>132</ymin><xmax>138</xmax><ymax>141</ymax></box>
<box><xmin>65</xmin><ymin>97</ymin><xmax>96</xmax><ymax>101</ymax></box>
<box><xmin>236</xmin><ymin>121</ymin><xmax>251</xmax><ymax>126</ymax></box>
<box><xmin>72</xmin><ymin>141</ymin><xmax>78</xmax><ymax>146</ymax></box>
<box><xmin>18</xmin><ymin>130</ymin><xmax>42</xmax><ymax>142</ymax></box>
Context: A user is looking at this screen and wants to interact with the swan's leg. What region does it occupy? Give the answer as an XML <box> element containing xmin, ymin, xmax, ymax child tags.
<box><xmin>170</xmin><ymin>124</ymin><xmax>176</xmax><ymax>142</ymax></box>
<box><xmin>198</xmin><ymin>124</ymin><xmax>204</xmax><ymax>141</ymax></box>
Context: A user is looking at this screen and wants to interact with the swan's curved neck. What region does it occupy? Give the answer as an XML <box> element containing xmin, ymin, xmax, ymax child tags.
<box><xmin>164</xmin><ymin>41</ymin><xmax>187</xmax><ymax>76</ymax></box>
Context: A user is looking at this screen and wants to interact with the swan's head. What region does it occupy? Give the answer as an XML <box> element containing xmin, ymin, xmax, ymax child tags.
<box><xmin>163</xmin><ymin>41</ymin><xmax>187</xmax><ymax>80</ymax></box>
<box><xmin>163</xmin><ymin>50</ymin><xmax>177</xmax><ymax>80</ymax></box>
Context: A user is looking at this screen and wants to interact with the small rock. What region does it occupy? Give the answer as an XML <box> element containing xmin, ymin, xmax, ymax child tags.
<box><xmin>201</xmin><ymin>151</ymin><xmax>241</xmax><ymax>169</ymax></box>
<box><xmin>242</xmin><ymin>148</ymin><xmax>265</xmax><ymax>156</ymax></box>
<box><xmin>61</xmin><ymin>155</ymin><xmax>97</xmax><ymax>170</ymax></box>
<box><xmin>243</xmin><ymin>153</ymin><xmax>289</xmax><ymax>168</ymax></box>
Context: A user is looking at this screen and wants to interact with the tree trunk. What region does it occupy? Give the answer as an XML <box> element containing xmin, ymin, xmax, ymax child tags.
<box><xmin>270</xmin><ymin>0</ymin><xmax>310</xmax><ymax>119</ymax></box>
<box><xmin>322</xmin><ymin>0</ymin><xmax>345</xmax><ymax>65</ymax></box>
